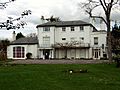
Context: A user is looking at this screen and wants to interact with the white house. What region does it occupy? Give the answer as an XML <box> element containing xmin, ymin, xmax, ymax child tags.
<box><xmin>36</xmin><ymin>20</ymin><xmax>107</xmax><ymax>60</ymax></box>
<box><xmin>7</xmin><ymin>20</ymin><xmax>107</xmax><ymax>60</ymax></box>
<box><xmin>7</xmin><ymin>34</ymin><xmax>38</xmax><ymax>59</ymax></box>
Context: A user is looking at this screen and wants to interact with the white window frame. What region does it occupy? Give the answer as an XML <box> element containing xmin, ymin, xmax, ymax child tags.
<box><xmin>80</xmin><ymin>26</ymin><xmax>84</xmax><ymax>31</ymax></box>
<box><xmin>94</xmin><ymin>37</ymin><xmax>98</xmax><ymax>45</ymax></box>
<box><xmin>62</xmin><ymin>27</ymin><xmax>66</xmax><ymax>32</ymax></box>
<box><xmin>43</xmin><ymin>27</ymin><xmax>50</xmax><ymax>32</ymax></box>
<box><xmin>71</xmin><ymin>26</ymin><xmax>75</xmax><ymax>31</ymax></box>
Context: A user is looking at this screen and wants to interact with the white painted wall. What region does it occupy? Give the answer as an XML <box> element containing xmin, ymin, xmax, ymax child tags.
<box><xmin>38</xmin><ymin>27</ymin><xmax>55</xmax><ymax>47</ymax></box>
<box><xmin>7</xmin><ymin>44</ymin><xmax>38</xmax><ymax>59</ymax></box>
<box><xmin>91</xmin><ymin>31</ymin><xmax>107</xmax><ymax>48</ymax></box>
<box><xmin>38</xmin><ymin>26</ymin><xmax>93</xmax><ymax>45</ymax></box>
<box><xmin>37</xmin><ymin>24</ymin><xmax>107</xmax><ymax>59</ymax></box>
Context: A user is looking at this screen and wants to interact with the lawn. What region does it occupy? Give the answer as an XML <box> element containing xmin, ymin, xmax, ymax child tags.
<box><xmin>0</xmin><ymin>64</ymin><xmax>120</xmax><ymax>90</ymax></box>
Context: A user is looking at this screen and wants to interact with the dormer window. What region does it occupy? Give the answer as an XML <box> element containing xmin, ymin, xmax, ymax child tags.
<box><xmin>43</xmin><ymin>27</ymin><xmax>50</xmax><ymax>31</ymax></box>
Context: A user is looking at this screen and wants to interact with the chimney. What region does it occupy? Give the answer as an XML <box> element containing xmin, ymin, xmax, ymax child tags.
<box><xmin>12</xmin><ymin>31</ymin><xmax>16</xmax><ymax>41</ymax></box>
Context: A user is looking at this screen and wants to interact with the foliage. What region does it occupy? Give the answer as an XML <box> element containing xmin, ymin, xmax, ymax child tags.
<box><xmin>111</xmin><ymin>24</ymin><xmax>120</xmax><ymax>53</ymax></box>
<box><xmin>16</xmin><ymin>32</ymin><xmax>25</xmax><ymax>40</ymax></box>
<box><xmin>0</xmin><ymin>0</ymin><xmax>31</xmax><ymax>30</ymax></box>
<box><xmin>0</xmin><ymin>39</ymin><xmax>10</xmax><ymax>61</ymax></box>
<box><xmin>0</xmin><ymin>39</ymin><xmax>10</xmax><ymax>51</ymax></box>
<box><xmin>41</xmin><ymin>15</ymin><xmax>61</xmax><ymax>22</ymax></box>
<box><xmin>80</xmin><ymin>0</ymin><xmax>120</xmax><ymax>62</ymax></box>
<box><xmin>0</xmin><ymin>64</ymin><xmax>120</xmax><ymax>90</ymax></box>
<box><xmin>111</xmin><ymin>25</ymin><xmax>120</xmax><ymax>67</ymax></box>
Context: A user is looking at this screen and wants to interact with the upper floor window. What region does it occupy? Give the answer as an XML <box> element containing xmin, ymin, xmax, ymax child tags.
<box><xmin>62</xmin><ymin>27</ymin><xmax>66</xmax><ymax>31</ymax></box>
<box><xmin>43</xmin><ymin>27</ymin><xmax>50</xmax><ymax>32</ymax></box>
<box><xmin>80</xmin><ymin>26</ymin><xmax>84</xmax><ymax>31</ymax></box>
<box><xmin>94</xmin><ymin>37</ymin><xmax>98</xmax><ymax>45</ymax></box>
<box><xmin>13</xmin><ymin>47</ymin><xmax>25</xmax><ymax>58</ymax></box>
<box><xmin>43</xmin><ymin>37</ymin><xmax>50</xmax><ymax>45</ymax></box>
<box><xmin>71</xmin><ymin>26</ymin><xmax>75</xmax><ymax>31</ymax></box>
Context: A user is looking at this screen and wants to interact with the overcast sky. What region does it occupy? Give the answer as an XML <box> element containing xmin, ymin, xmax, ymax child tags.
<box><xmin>0</xmin><ymin>0</ymin><xmax>120</xmax><ymax>40</ymax></box>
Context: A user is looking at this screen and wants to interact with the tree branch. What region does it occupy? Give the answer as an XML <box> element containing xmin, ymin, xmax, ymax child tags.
<box><xmin>99</xmin><ymin>0</ymin><xmax>107</xmax><ymax>12</ymax></box>
<box><xmin>90</xmin><ymin>15</ymin><xmax>107</xmax><ymax>25</ymax></box>
<box><xmin>103</xmin><ymin>0</ymin><xmax>108</xmax><ymax>8</ymax></box>
<box><xmin>0</xmin><ymin>0</ymin><xmax>15</xmax><ymax>9</ymax></box>
<box><xmin>0</xmin><ymin>10</ymin><xmax>31</xmax><ymax>30</ymax></box>
<box><xmin>112</xmin><ymin>0</ymin><xmax>119</xmax><ymax>6</ymax></box>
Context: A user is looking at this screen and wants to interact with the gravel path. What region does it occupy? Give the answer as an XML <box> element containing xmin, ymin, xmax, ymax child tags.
<box><xmin>8</xmin><ymin>59</ymin><xmax>109</xmax><ymax>64</ymax></box>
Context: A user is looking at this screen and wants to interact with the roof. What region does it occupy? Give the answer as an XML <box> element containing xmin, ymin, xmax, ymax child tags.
<box><xmin>36</xmin><ymin>20</ymin><xmax>93</xmax><ymax>28</ymax></box>
<box><xmin>10</xmin><ymin>37</ymin><xmax>38</xmax><ymax>45</ymax></box>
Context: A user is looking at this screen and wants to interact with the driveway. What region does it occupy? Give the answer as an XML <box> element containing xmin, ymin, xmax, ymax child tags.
<box><xmin>8</xmin><ymin>59</ymin><xmax>109</xmax><ymax>64</ymax></box>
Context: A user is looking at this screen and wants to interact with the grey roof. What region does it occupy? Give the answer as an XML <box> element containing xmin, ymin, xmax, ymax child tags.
<box><xmin>36</xmin><ymin>20</ymin><xmax>93</xmax><ymax>28</ymax></box>
<box><xmin>36</xmin><ymin>20</ymin><xmax>97</xmax><ymax>31</ymax></box>
<box><xmin>10</xmin><ymin>37</ymin><xmax>38</xmax><ymax>45</ymax></box>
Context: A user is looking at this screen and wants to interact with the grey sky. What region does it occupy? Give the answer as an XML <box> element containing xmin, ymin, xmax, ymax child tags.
<box><xmin>0</xmin><ymin>0</ymin><xmax>120</xmax><ymax>40</ymax></box>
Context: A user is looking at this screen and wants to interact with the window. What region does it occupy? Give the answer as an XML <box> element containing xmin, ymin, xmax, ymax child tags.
<box><xmin>62</xmin><ymin>38</ymin><xmax>66</xmax><ymax>40</ymax></box>
<box><xmin>43</xmin><ymin>37</ymin><xmax>50</xmax><ymax>46</ymax></box>
<box><xmin>80</xmin><ymin>26</ymin><xmax>84</xmax><ymax>31</ymax></box>
<box><xmin>62</xmin><ymin>27</ymin><xmax>66</xmax><ymax>31</ymax></box>
<box><xmin>94</xmin><ymin>37</ymin><xmax>98</xmax><ymax>45</ymax></box>
<box><xmin>43</xmin><ymin>27</ymin><xmax>50</xmax><ymax>31</ymax></box>
<box><xmin>71</xmin><ymin>26</ymin><xmax>74</xmax><ymax>31</ymax></box>
<box><xmin>13</xmin><ymin>47</ymin><xmax>25</xmax><ymax>58</ymax></box>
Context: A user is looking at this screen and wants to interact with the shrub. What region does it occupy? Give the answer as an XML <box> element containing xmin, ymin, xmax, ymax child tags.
<box><xmin>26</xmin><ymin>52</ymin><xmax>32</xmax><ymax>59</ymax></box>
<box><xmin>0</xmin><ymin>52</ymin><xmax>7</xmax><ymax>61</ymax></box>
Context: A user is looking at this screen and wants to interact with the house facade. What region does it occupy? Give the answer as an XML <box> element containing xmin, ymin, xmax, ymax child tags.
<box><xmin>7</xmin><ymin>37</ymin><xmax>38</xmax><ymax>59</ymax></box>
<box><xmin>7</xmin><ymin>20</ymin><xmax>107</xmax><ymax>60</ymax></box>
<box><xmin>36</xmin><ymin>20</ymin><xmax>107</xmax><ymax>59</ymax></box>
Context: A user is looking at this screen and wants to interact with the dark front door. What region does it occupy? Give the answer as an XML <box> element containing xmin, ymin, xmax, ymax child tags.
<box><xmin>44</xmin><ymin>50</ymin><xmax>50</xmax><ymax>59</ymax></box>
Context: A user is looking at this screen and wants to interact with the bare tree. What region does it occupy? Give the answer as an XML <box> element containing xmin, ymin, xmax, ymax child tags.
<box><xmin>80</xmin><ymin>0</ymin><xmax>120</xmax><ymax>62</ymax></box>
<box><xmin>0</xmin><ymin>0</ymin><xmax>31</xmax><ymax>30</ymax></box>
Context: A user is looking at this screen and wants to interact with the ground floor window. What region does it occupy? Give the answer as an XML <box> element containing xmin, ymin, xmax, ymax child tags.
<box><xmin>13</xmin><ymin>47</ymin><xmax>25</xmax><ymax>58</ymax></box>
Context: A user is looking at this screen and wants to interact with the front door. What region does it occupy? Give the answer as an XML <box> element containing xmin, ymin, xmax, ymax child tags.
<box><xmin>44</xmin><ymin>50</ymin><xmax>50</xmax><ymax>59</ymax></box>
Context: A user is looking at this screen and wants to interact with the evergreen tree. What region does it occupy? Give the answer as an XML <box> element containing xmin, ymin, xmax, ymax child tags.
<box><xmin>16</xmin><ymin>32</ymin><xmax>25</xmax><ymax>40</ymax></box>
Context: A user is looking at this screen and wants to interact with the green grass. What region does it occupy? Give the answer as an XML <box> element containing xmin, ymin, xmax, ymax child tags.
<box><xmin>0</xmin><ymin>64</ymin><xmax>120</xmax><ymax>90</ymax></box>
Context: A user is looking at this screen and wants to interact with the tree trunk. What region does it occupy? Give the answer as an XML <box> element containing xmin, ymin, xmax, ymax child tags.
<box><xmin>106</xmin><ymin>17</ymin><xmax>112</xmax><ymax>62</ymax></box>
<box><xmin>107</xmin><ymin>31</ymin><xmax>112</xmax><ymax>63</ymax></box>
<box><xmin>105</xmin><ymin>11</ymin><xmax>112</xmax><ymax>63</ymax></box>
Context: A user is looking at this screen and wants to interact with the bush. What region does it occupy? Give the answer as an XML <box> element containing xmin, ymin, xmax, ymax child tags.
<box><xmin>26</xmin><ymin>53</ymin><xmax>32</xmax><ymax>59</ymax></box>
<box><xmin>0</xmin><ymin>52</ymin><xmax>7</xmax><ymax>61</ymax></box>
<box><xmin>112</xmin><ymin>54</ymin><xmax>120</xmax><ymax>60</ymax></box>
